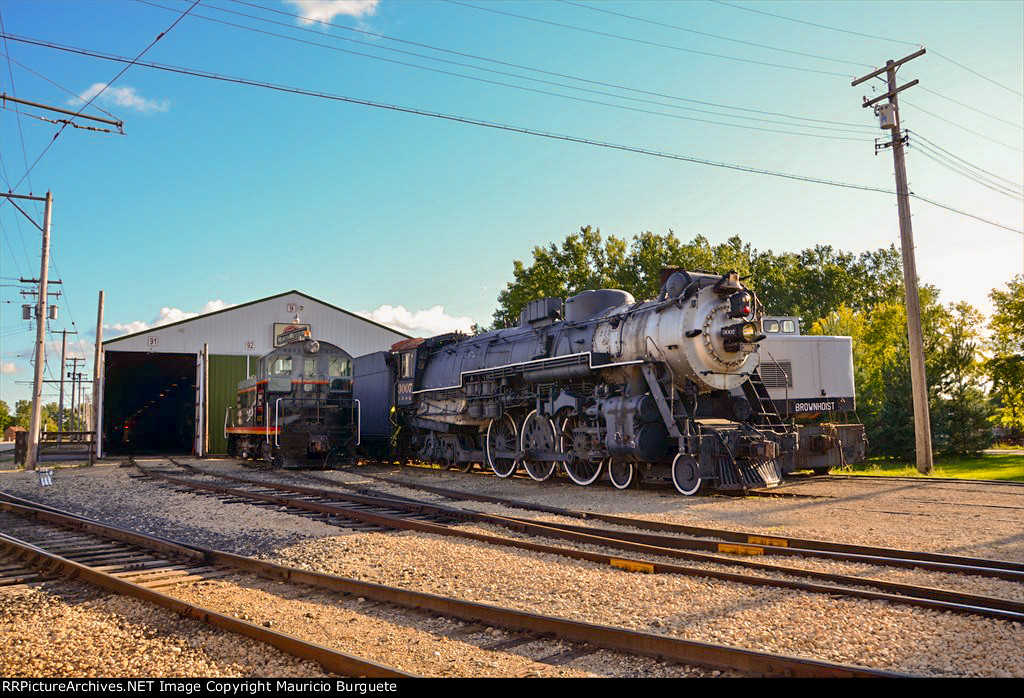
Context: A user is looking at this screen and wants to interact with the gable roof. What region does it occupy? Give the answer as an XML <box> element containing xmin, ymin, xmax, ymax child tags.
<box><xmin>103</xmin><ymin>290</ymin><xmax>411</xmax><ymax>346</ymax></box>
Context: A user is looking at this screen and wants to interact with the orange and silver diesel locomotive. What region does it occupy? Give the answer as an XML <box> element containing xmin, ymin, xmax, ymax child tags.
<box><xmin>225</xmin><ymin>335</ymin><xmax>359</xmax><ymax>467</ymax></box>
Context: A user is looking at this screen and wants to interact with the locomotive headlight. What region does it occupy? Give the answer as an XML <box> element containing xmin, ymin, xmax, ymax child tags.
<box><xmin>721</xmin><ymin>321</ymin><xmax>765</xmax><ymax>352</ymax></box>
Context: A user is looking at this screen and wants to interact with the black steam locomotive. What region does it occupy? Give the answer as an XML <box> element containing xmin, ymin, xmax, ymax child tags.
<box><xmin>359</xmin><ymin>270</ymin><xmax>821</xmax><ymax>494</ymax></box>
<box><xmin>230</xmin><ymin>270</ymin><xmax>862</xmax><ymax>493</ymax></box>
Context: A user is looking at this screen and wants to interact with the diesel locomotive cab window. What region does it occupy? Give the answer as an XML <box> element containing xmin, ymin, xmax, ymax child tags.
<box><xmin>782</xmin><ymin>320</ymin><xmax>796</xmax><ymax>333</ymax></box>
<box><xmin>765</xmin><ymin>320</ymin><xmax>780</xmax><ymax>333</ymax></box>
<box><xmin>271</xmin><ymin>356</ymin><xmax>292</xmax><ymax>375</ymax></box>
<box><xmin>328</xmin><ymin>358</ymin><xmax>350</xmax><ymax>378</ymax></box>
<box><xmin>303</xmin><ymin>358</ymin><xmax>317</xmax><ymax>392</ymax></box>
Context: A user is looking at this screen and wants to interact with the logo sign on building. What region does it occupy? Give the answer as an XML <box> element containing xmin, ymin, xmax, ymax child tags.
<box><xmin>273</xmin><ymin>323</ymin><xmax>311</xmax><ymax>347</ymax></box>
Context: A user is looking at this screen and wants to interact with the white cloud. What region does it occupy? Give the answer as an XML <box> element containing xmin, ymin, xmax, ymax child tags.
<box><xmin>70</xmin><ymin>83</ymin><xmax>169</xmax><ymax>114</ymax></box>
<box><xmin>107</xmin><ymin>300</ymin><xmax>232</xmax><ymax>337</ymax></box>
<box><xmin>285</xmin><ymin>0</ymin><xmax>380</xmax><ymax>24</ymax></box>
<box><xmin>358</xmin><ymin>304</ymin><xmax>475</xmax><ymax>337</ymax></box>
<box><xmin>0</xmin><ymin>361</ymin><xmax>17</xmax><ymax>375</ymax></box>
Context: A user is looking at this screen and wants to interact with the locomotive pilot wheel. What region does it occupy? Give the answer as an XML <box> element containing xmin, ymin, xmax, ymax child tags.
<box><xmin>520</xmin><ymin>410</ymin><xmax>557</xmax><ymax>482</ymax></box>
<box><xmin>486</xmin><ymin>414</ymin><xmax>519</xmax><ymax>478</ymax></box>
<box><xmin>608</xmin><ymin>460</ymin><xmax>635</xmax><ymax>490</ymax></box>
<box><xmin>671</xmin><ymin>453</ymin><xmax>702</xmax><ymax>496</ymax></box>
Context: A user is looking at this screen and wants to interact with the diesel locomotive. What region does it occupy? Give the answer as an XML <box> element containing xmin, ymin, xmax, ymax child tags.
<box><xmin>225</xmin><ymin>334</ymin><xmax>360</xmax><ymax>467</ymax></box>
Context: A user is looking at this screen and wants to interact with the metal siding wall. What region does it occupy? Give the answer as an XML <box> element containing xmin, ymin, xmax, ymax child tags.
<box><xmin>208</xmin><ymin>355</ymin><xmax>251</xmax><ymax>455</ymax></box>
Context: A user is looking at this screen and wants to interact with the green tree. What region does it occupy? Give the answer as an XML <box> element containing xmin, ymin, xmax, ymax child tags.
<box><xmin>987</xmin><ymin>275</ymin><xmax>1024</xmax><ymax>432</ymax></box>
<box><xmin>0</xmin><ymin>400</ymin><xmax>11</xmax><ymax>433</ymax></box>
<box><xmin>931</xmin><ymin>302</ymin><xmax>992</xmax><ymax>455</ymax></box>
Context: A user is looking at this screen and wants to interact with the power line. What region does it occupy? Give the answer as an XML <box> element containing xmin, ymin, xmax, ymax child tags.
<box><xmin>136</xmin><ymin>0</ymin><xmax>872</xmax><ymax>142</ymax></box>
<box><xmin>711</xmin><ymin>0</ymin><xmax>1023</xmax><ymax>98</ymax></box>
<box><xmin>916</xmin><ymin>85</ymin><xmax>1024</xmax><ymax>132</ymax></box>
<box><xmin>902</xmin><ymin>99</ymin><xmax>1024</xmax><ymax>153</ymax></box>
<box><xmin>1</xmin><ymin>0</ymin><xmax>198</xmax><ymax>199</ymax></box>
<box><xmin>4</xmin><ymin>30</ymin><xmax>1020</xmax><ymax>237</ymax></box>
<box><xmin>557</xmin><ymin>0</ymin><xmax>871</xmax><ymax>69</ymax></box>
<box><xmin>226</xmin><ymin>0</ymin><xmax>877</xmax><ymax>130</ymax></box>
<box><xmin>913</xmin><ymin>143</ymin><xmax>1023</xmax><ymax>201</ymax></box>
<box><xmin>908</xmin><ymin>130</ymin><xmax>1023</xmax><ymax>190</ymax></box>
<box><xmin>444</xmin><ymin>0</ymin><xmax>855</xmax><ymax>77</ymax></box>
<box><xmin>149</xmin><ymin>0</ymin><xmax>875</xmax><ymax>139</ymax></box>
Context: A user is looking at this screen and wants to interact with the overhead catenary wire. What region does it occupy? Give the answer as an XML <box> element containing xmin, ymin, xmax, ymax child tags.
<box><xmin>0</xmin><ymin>0</ymin><xmax>198</xmax><ymax>201</ymax></box>
<box><xmin>3</xmin><ymin>30</ymin><xmax>1020</xmax><ymax>237</ymax></box>
<box><xmin>138</xmin><ymin>0</ymin><xmax>875</xmax><ymax>140</ymax></box>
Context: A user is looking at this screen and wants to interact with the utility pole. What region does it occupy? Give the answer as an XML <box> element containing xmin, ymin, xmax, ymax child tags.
<box><xmin>24</xmin><ymin>191</ymin><xmax>53</xmax><ymax>472</ymax></box>
<box><xmin>58</xmin><ymin>330</ymin><xmax>67</xmax><ymax>441</ymax></box>
<box><xmin>67</xmin><ymin>358</ymin><xmax>85</xmax><ymax>431</ymax></box>
<box><xmin>853</xmin><ymin>49</ymin><xmax>933</xmax><ymax>475</ymax></box>
<box><xmin>93</xmin><ymin>290</ymin><xmax>104</xmax><ymax>441</ymax></box>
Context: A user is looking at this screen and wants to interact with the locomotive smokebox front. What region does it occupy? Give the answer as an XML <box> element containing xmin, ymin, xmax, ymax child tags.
<box><xmin>594</xmin><ymin>272</ymin><xmax>764</xmax><ymax>393</ymax></box>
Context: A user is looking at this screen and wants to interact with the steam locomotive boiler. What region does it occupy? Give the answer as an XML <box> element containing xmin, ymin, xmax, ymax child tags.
<box><xmin>388</xmin><ymin>270</ymin><xmax>800</xmax><ymax>494</ymax></box>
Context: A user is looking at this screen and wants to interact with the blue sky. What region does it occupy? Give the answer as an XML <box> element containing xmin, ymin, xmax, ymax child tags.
<box><xmin>1</xmin><ymin>0</ymin><xmax>1022</xmax><ymax>407</ymax></box>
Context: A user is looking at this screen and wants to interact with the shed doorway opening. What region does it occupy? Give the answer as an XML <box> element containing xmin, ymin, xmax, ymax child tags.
<box><xmin>103</xmin><ymin>351</ymin><xmax>196</xmax><ymax>455</ymax></box>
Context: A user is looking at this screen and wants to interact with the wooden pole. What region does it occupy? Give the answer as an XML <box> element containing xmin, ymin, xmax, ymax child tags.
<box><xmin>93</xmin><ymin>290</ymin><xmax>104</xmax><ymax>455</ymax></box>
<box><xmin>25</xmin><ymin>191</ymin><xmax>52</xmax><ymax>472</ymax></box>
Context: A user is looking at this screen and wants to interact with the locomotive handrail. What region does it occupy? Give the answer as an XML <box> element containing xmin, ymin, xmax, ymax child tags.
<box><xmin>274</xmin><ymin>398</ymin><xmax>282</xmax><ymax>448</ymax></box>
<box><xmin>223</xmin><ymin>406</ymin><xmax>230</xmax><ymax>440</ymax></box>
<box><xmin>354</xmin><ymin>399</ymin><xmax>361</xmax><ymax>446</ymax></box>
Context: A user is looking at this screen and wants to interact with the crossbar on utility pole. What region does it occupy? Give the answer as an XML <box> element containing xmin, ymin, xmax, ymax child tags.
<box><xmin>853</xmin><ymin>50</ymin><xmax>933</xmax><ymax>475</ymax></box>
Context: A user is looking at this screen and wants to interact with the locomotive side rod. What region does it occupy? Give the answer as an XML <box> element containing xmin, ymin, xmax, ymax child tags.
<box><xmin>136</xmin><ymin>467</ymin><xmax>1024</xmax><ymax>623</ymax></box>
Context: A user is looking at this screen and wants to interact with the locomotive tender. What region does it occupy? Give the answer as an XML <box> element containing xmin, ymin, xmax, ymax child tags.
<box><xmin>378</xmin><ymin>270</ymin><xmax>803</xmax><ymax>494</ymax></box>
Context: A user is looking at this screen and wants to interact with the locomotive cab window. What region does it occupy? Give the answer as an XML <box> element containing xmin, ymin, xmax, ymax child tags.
<box><xmin>271</xmin><ymin>356</ymin><xmax>293</xmax><ymax>375</ymax></box>
<box><xmin>764</xmin><ymin>320</ymin><xmax>780</xmax><ymax>333</ymax></box>
<box><xmin>400</xmin><ymin>352</ymin><xmax>415</xmax><ymax>379</ymax></box>
<box><xmin>781</xmin><ymin>320</ymin><xmax>796</xmax><ymax>334</ymax></box>
<box><xmin>328</xmin><ymin>357</ymin><xmax>350</xmax><ymax>378</ymax></box>
<box><xmin>303</xmin><ymin>358</ymin><xmax>318</xmax><ymax>393</ymax></box>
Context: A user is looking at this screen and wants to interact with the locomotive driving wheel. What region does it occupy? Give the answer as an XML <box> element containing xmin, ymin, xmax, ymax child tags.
<box><xmin>608</xmin><ymin>460</ymin><xmax>635</xmax><ymax>490</ymax></box>
<box><xmin>671</xmin><ymin>453</ymin><xmax>702</xmax><ymax>495</ymax></box>
<box><xmin>520</xmin><ymin>410</ymin><xmax>557</xmax><ymax>481</ymax></box>
<box><xmin>559</xmin><ymin>414</ymin><xmax>603</xmax><ymax>485</ymax></box>
<box><xmin>486</xmin><ymin>413</ymin><xmax>519</xmax><ymax>478</ymax></box>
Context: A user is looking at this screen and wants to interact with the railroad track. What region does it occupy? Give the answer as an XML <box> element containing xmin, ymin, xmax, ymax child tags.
<box><xmin>0</xmin><ymin>488</ymin><xmax>896</xmax><ymax>678</ymax></box>
<box><xmin>136</xmin><ymin>460</ymin><xmax>1024</xmax><ymax>625</ymax></box>
<box><xmin>0</xmin><ymin>497</ymin><xmax>414</xmax><ymax>678</ymax></box>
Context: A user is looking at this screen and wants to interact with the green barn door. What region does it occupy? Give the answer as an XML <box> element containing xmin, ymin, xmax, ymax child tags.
<box><xmin>208</xmin><ymin>355</ymin><xmax>258</xmax><ymax>455</ymax></box>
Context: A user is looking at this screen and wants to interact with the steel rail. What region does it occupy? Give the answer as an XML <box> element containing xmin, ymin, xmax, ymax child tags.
<box><xmin>341</xmin><ymin>467</ymin><xmax>1024</xmax><ymax>573</ymax></box>
<box><xmin>0</xmin><ymin>491</ymin><xmax>899</xmax><ymax>678</ymax></box>
<box><xmin>0</xmin><ymin>501</ymin><xmax>416</xmax><ymax>678</ymax></box>
<box><xmin>177</xmin><ymin>464</ymin><xmax>1024</xmax><ymax>582</ymax></box>
<box><xmin>137</xmin><ymin>467</ymin><xmax>1024</xmax><ymax>622</ymax></box>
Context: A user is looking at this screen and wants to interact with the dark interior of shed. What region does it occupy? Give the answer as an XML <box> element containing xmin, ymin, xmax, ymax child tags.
<box><xmin>103</xmin><ymin>351</ymin><xmax>196</xmax><ymax>454</ymax></box>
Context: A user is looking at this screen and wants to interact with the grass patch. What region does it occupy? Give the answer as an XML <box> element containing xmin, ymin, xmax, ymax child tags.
<box><xmin>840</xmin><ymin>453</ymin><xmax>1024</xmax><ymax>482</ymax></box>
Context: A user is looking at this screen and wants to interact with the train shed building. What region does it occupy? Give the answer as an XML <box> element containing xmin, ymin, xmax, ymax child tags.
<box><xmin>98</xmin><ymin>290</ymin><xmax>408</xmax><ymax>457</ymax></box>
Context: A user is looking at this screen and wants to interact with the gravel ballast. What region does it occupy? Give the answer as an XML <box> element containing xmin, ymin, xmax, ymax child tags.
<box><xmin>2</xmin><ymin>458</ymin><xmax>1022</xmax><ymax>677</ymax></box>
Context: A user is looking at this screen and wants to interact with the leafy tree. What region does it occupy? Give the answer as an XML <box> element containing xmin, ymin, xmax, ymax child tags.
<box><xmin>0</xmin><ymin>400</ymin><xmax>11</xmax><ymax>433</ymax></box>
<box><xmin>930</xmin><ymin>302</ymin><xmax>992</xmax><ymax>455</ymax></box>
<box><xmin>987</xmin><ymin>275</ymin><xmax>1024</xmax><ymax>432</ymax></box>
